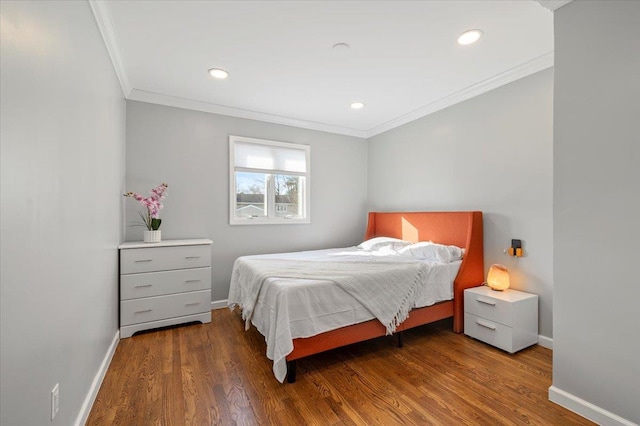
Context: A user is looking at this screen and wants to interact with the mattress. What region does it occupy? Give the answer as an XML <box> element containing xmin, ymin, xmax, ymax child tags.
<box><xmin>229</xmin><ymin>247</ymin><xmax>461</xmax><ymax>382</ymax></box>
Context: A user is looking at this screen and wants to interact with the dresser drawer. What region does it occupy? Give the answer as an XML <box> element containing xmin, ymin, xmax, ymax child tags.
<box><xmin>464</xmin><ymin>289</ymin><xmax>513</xmax><ymax>326</ymax></box>
<box><xmin>121</xmin><ymin>267</ymin><xmax>211</xmax><ymax>300</ymax></box>
<box><xmin>121</xmin><ymin>244</ymin><xmax>211</xmax><ymax>274</ymax></box>
<box><xmin>121</xmin><ymin>289</ymin><xmax>211</xmax><ymax>326</ymax></box>
<box><xmin>464</xmin><ymin>312</ymin><xmax>515</xmax><ymax>353</ymax></box>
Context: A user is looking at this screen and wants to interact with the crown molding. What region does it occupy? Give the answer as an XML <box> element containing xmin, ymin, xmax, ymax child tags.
<box><xmin>127</xmin><ymin>89</ymin><xmax>369</xmax><ymax>139</ymax></box>
<box><xmin>88</xmin><ymin>0</ymin><xmax>132</xmax><ymax>97</ymax></box>
<box><xmin>365</xmin><ymin>51</ymin><xmax>554</xmax><ymax>138</ymax></box>
<box><xmin>129</xmin><ymin>52</ymin><xmax>554</xmax><ymax>140</ymax></box>
<box><xmin>536</xmin><ymin>1</ymin><xmax>573</xmax><ymax>12</ymax></box>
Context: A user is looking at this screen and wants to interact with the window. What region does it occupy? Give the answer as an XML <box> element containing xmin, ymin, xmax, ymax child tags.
<box><xmin>230</xmin><ymin>135</ymin><xmax>310</xmax><ymax>225</ymax></box>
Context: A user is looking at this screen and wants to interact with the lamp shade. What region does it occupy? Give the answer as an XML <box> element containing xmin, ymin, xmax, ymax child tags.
<box><xmin>487</xmin><ymin>264</ymin><xmax>510</xmax><ymax>291</ymax></box>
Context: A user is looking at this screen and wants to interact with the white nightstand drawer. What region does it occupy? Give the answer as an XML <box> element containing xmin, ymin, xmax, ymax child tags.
<box><xmin>121</xmin><ymin>289</ymin><xmax>211</xmax><ymax>326</ymax></box>
<box><xmin>464</xmin><ymin>289</ymin><xmax>514</xmax><ymax>326</ymax></box>
<box><xmin>121</xmin><ymin>244</ymin><xmax>211</xmax><ymax>274</ymax></box>
<box><xmin>121</xmin><ymin>267</ymin><xmax>211</xmax><ymax>300</ymax></box>
<box><xmin>464</xmin><ymin>312</ymin><xmax>515</xmax><ymax>353</ymax></box>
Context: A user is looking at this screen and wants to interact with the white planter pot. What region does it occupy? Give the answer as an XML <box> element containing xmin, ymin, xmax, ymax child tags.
<box><xmin>144</xmin><ymin>230</ymin><xmax>161</xmax><ymax>243</ymax></box>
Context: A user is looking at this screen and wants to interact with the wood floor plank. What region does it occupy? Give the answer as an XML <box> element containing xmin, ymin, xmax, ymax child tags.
<box><xmin>87</xmin><ymin>309</ymin><xmax>594</xmax><ymax>425</ymax></box>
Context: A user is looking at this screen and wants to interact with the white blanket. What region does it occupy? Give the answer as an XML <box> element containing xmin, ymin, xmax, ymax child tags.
<box><xmin>230</xmin><ymin>257</ymin><xmax>430</xmax><ymax>336</ymax></box>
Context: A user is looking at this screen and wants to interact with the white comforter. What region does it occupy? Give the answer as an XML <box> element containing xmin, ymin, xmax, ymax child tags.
<box><xmin>228</xmin><ymin>247</ymin><xmax>461</xmax><ymax>382</ymax></box>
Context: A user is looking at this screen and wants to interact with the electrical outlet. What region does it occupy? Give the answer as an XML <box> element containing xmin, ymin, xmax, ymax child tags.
<box><xmin>51</xmin><ymin>383</ymin><xmax>59</xmax><ymax>420</ymax></box>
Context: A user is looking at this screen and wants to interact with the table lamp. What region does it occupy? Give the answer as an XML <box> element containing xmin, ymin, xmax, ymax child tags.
<box><xmin>487</xmin><ymin>264</ymin><xmax>510</xmax><ymax>291</ymax></box>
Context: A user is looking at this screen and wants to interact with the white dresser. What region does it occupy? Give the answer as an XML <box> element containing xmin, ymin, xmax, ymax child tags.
<box><xmin>119</xmin><ymin>239</ymin><xmax>213</xmax><ymax>338</ymax></box>
<box><xmin>464</xmin><ymin>286</ymin><xmax>538</xmax><ymax>353</ymax></box>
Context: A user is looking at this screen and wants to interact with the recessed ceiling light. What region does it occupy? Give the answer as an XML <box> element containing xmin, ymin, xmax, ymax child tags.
<box><xmin>208</xmin><ymin>68</ymin><xmax>229</xmax><ymax>79</ymax></box>
<box><xmin>457</xmin><ymin>29</ymin><xmax>483</xmax><ymax>46</ymax></box>
<box><xmin>351</xmin><ymin>102</ymin><xmax>365</xmax><ymax>110</ymax></box>
<box><xmin>332</xmin><ymin>42</ymin><xmax>350</xmax><ymax>51</ymax></box>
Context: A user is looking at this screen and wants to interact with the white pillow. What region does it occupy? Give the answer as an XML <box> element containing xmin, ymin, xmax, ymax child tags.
<box><xmin>398</xmin><ymin>241</ymin><xmax>464</xmax><ymax>263</ymax></box>
<box><xmin>357</xmin><ymin>237</ymin><xmax>411</xmax><ymax>252</ymax></box>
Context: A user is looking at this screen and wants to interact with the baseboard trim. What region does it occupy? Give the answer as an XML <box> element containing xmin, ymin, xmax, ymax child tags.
<box><xmin>538</xmin><ymin>335</ymin><xmax>553</xmax><ymax>350</ymax></box>
<box><xmin>211</xmin><ymin>299</ymin><xmax>228</xmax><ymax>310</ymax></box>
<box><xmin>549</xmin><ymin>385</ymin><xmax>636</xmax><ymax>426</ymax></box>
<box><xmin>74</xmin><ymin>329</ymin><xmax>120</xmax><ymax>426</ymax></box>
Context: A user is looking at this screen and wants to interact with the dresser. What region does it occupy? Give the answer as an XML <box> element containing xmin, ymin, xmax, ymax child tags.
<box><xmin>464</xmin><ymin>286</ymin><xmax>538</xmax><ymax>353</ymax></box>
<box><xmin>119</xmin><ymin>239</ymin><xmax>213</xmax><ymax>338</ymax></box>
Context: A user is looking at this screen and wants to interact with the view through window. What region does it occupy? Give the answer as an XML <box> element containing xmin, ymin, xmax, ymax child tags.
<box><xmin>230</xmin><ymin>136</ymin><xmax>310</xmax><ymax>224</ymax></box>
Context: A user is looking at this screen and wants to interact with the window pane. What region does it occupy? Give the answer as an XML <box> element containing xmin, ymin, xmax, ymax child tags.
<box><xmin>230</xmin><ymin>136</ymin><xmax>310</xmax><ymax>225</ymax></box>
<box><xmin>235</xmin><ymin>172</ymin><xmax>267</xmax><ymax>218</ymax></box>
<box><xmin>274</xmin><ymin>174</ymin><xmax>303</xmax><ymax>218</ymax></box>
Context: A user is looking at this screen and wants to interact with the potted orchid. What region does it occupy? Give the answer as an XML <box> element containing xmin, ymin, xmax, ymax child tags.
<box><xmin>124</xmin><ymin>183</ymin><xmax>168</xmax><ymax>243</ymax></box>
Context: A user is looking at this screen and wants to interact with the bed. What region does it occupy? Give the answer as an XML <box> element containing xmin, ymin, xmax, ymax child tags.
<box><xmin>228</xmin><ymin>211</ymin><xmax>484</xmax><ymax>383</ymax></box>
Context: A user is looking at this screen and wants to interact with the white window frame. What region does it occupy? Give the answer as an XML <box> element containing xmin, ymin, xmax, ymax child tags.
<box><xmin>229</xmin><ymin>135</ymin><xmax>310</xmax><ymax>225</ymax></box>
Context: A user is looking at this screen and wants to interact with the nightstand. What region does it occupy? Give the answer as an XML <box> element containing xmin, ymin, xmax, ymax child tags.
<box><xmin>119</xmin><ymin>239</ymin><xmax>213</xmax><ymax>338</ymax></box>
<box><xmin>464</xmin><ymin>286</ymin><xmax>538</xmax><ymax>353</ymax></box>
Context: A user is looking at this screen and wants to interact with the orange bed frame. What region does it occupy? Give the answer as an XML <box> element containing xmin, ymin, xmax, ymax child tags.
<box><xmin>284</xmin><ymin>211</ymin><xmax>484</xmax><ymax>382</ymax></box>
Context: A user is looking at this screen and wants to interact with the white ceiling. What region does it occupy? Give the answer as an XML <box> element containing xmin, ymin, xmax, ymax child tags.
<box><xmin>92</xmin><ymin>1</ymin><xmax>555</xmax><ymax>138</ymax></box>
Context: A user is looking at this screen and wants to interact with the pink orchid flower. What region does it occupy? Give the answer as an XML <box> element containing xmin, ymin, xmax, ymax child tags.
<box><xmin>124</xmin><ymin>183</ymin><xmax>168</xmax><ymax>230</ymax></box>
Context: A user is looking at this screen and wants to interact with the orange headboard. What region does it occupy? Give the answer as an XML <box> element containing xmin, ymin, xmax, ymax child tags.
<box><xmin>364</xmin><ymin>211</ymin><xmax>484</xmax><ymax>332</ymax></box>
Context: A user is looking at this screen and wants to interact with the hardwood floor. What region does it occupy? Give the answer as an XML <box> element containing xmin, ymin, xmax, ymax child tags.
<box><xmin>88</xmin><ymin>309</ymin><xmax>592</xmax><ymax>425</ymax></box>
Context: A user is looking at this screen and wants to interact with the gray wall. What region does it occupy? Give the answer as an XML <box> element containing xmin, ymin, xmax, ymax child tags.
<box><xmin>552</xmin><ymin>1</ymin><xmax>640</xmax><ymax>423</ymax></box>
<box><xmin>368</xmin><ymin>69</ymin><xmax>554</xmax><ymax>339</ymax></box>
<box><xmin>0</xmin><ymin>1</ymin><xmax>125</xmax><ymax>425</ymax></box>
<box><xmin>125</xmin><ymin>101</ymin><xmax>369</xmax><ymax>301</ymax></box>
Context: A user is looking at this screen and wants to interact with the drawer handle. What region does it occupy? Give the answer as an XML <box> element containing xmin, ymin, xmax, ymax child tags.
<box><xmin>477</xmin><ymin>297</ymin><xmax>496</xmax><ymax>306</ymax></box>
<box><xmin>185</xmin><ymin>280</ymin><xmax>201</xmax><ymax>283</ymax></box>
<box><xmin>185</xmin><ymin>256</ymin><xmax>201</xmax><ymax>259</ymax></box>
<box><xmin>134</xmin><ymin>259</ymin><xmax>153</xmax><ymax>263</ymax></box>
<box><xmin>134</xmin><ymin>284</ymin><xmax>152</xmax><ymax>288</ymax></box>
<box><xmin>135</xmin><ymin>309</ymin><xmax>152</xmax><ymax>314</ymax></box>
<box><xmin>476</xmin><ymin>320</ymin><xmax>496</xmax><ymax>330</ymax></box>
<box><xmin>185</xmin><ymin>302</ymin><xmax>201</xmax><ymax>307</ymax></box>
